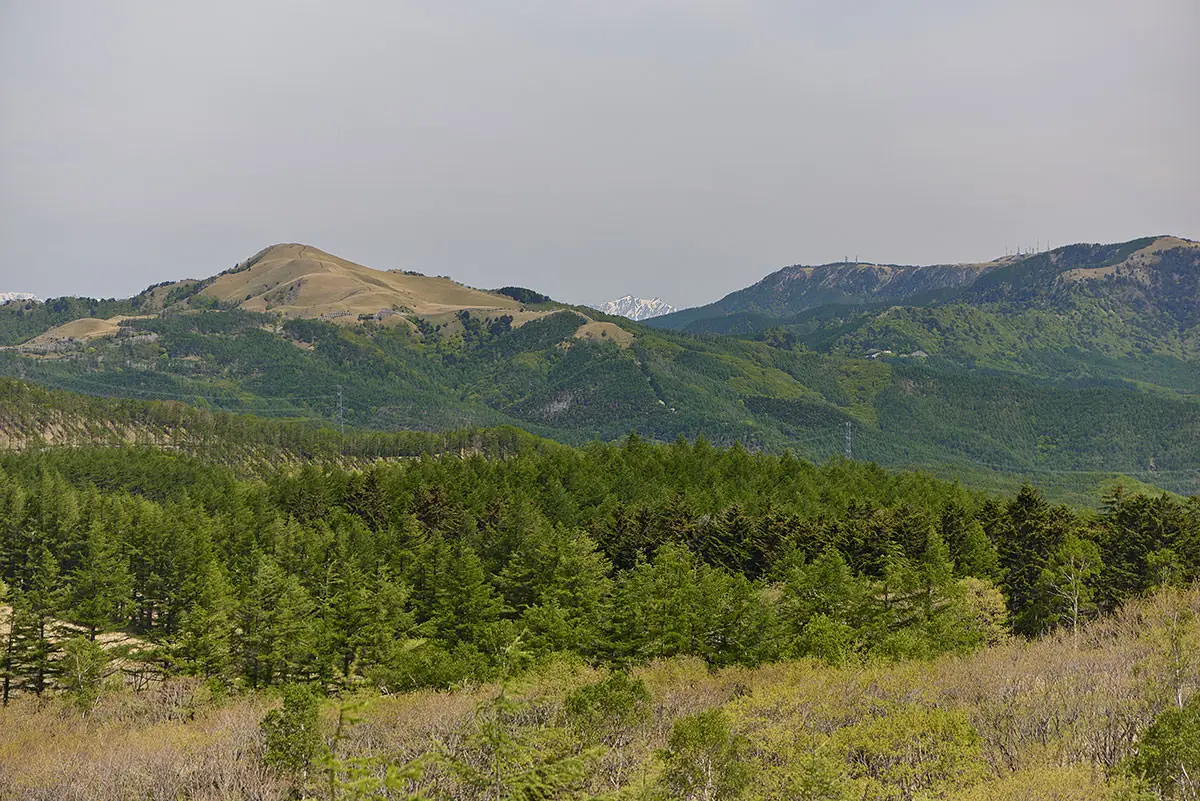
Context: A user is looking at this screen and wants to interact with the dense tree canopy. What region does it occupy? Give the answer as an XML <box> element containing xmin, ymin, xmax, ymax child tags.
<box><xmin>1</xmin><ymin>435</ymin><xmax>1195</xmax><ymax>698</ymax></box>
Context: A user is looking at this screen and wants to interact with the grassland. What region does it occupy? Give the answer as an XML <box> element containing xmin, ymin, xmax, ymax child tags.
<box><xmin>0</xmin><ymin>588</ymin><xmax>1194</xmax><ymax>800</ymax></box>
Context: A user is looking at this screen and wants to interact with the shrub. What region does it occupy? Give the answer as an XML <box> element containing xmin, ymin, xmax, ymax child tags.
<box><xmin>660</xmin><ymin>708</ymin><xmax>751</xmax><ymax>801</ymax></box>
<box><xmin>261</xmin><ymin>685</ymin><xmax>326</xmax><ymax>782</ymax></box>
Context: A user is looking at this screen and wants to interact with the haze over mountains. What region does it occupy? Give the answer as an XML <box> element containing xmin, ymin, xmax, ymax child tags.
<box><xmin>0</xmin><ymin>234</ymin><xmax>1196</xmax><ymax>502</ymax></box>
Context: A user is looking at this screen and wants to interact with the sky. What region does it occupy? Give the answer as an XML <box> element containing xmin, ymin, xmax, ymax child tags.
<box><xmin>1</xmin><ymin>1</ymin><xmax>1197</xmax><ymax>309</ymax></box>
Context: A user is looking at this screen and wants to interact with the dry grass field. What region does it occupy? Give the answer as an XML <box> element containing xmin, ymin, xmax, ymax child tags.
<box><xmin>17</xmin><ymin>315</ymin><xmax>152</xmax><ymax>348</ymax></box>
<box><xmin>1</xmin><ymin>588</ymin><xmax>1194</xmax><ymax>800</ymax></box>
<box><xmin>574</xmin><ymin>321</ymin><xmax>635</xmax><ymax>348</ymax></box>
<box><xmin>201</xmin><ymin>244</ymin><xmax>533</xmax><ymax>322</ymax></box>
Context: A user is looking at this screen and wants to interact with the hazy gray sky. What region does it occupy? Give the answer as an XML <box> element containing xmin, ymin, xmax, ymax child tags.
<box><xmin>2</xmin><ymin>1</ymin><xmax>1197</xmax><ymax>308</ymax></box>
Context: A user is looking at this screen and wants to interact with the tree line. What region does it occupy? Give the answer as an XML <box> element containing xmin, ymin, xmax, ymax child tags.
<box><xmin>1</xmin><ymin>435</ymin><xmax>1196</xmax><ymax>701</ymax></box>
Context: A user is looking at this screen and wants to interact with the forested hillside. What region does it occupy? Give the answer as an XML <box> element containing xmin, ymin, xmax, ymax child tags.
<box><xmin>0</xmin><ymin>377</ymin><xmax>547</xmax><ymax>469</ymax></box>
<box><xmin>2</xmin><ymin>305</ymin><xmax>1195</xmax><ymax>504</ymax></box>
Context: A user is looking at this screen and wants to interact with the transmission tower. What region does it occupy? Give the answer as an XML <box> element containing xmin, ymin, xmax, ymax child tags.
<box><xmin>336</xmin><ymin>385</ymin><xmax>344</xmax><ymax>436</ymax></box>
<box><xmin>844</xmin><ymin>421</ymin><xmax>853</xmax><ymax>460</ymax></box>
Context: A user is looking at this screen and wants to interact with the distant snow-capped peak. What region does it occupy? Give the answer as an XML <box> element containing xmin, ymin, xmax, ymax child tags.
<box><xmin>598</xmin><ymin>295</ymin><xmax>676</xmax><ymax>321</ymax></box>
<box><xmin>0</xmin><ymin>292</ymin><xmax>40</xmax><ymax>305</ymax></box>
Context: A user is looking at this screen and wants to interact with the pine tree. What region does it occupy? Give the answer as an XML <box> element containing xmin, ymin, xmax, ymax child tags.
<box><xmin>326</xmin><ymin>560</ymin><xmax>414</xmax><ymax>681</ymax></box>
<box><xmin>173</xmin><ymin>560</ymin><xmax>235</xmax><ymax>679</ymax></box>
<box><xmin>238</xmin><ymin>556</ymin><xmax>321</xmax><ymax>687</ymax></box>
<box><xmin>610</xmin><ymin>544</ymin><xmax>702</xmax><ymax>661</ymax></box>
<box><xmin>7</xmin><ymin>547</ymin><xmax>67</xmax><ymax>697</ymax></box>
<box><xmin>780</xmin><ymin>547</ymin><xmax>868</xmax><ymax>642</ymax></box>
<box><xmin>415</xmin><ymin>537</ymin><xmax>503</xmax><ymax>647</ymax></box>
<box><xmin>497</xmin><ymin>521</ymin><xmax>612</xmax><ymax>655</ymax></box>
<box><xmin>68</xmin><ymin>518</ymin><xmax>133</xmax><ymax>639</ymax></box>
<box><xmin>955</xmin><ymin>520</ymin><xmax>1001</xmax><ymax>580</ymax></box>
<box><xmin>998</xmin><ymin>486</ymin><xmax>1067</xmax><ymax>635</ymax></box>
<box><xmin>0</xmin><ymin>476</ymin><xmax>28</xmax><ymax>583</ymax></box>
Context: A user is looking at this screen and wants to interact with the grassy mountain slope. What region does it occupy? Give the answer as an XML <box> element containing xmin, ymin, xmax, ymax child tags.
<box><xmin>177</xmin><ymin>243</ymin><xmax>536</xmax><ymax>323</ymax></box>
<box><xmin>0</xmin><ymin>243</ymin><xmax>573</xmax><ymax>349</ymax></box>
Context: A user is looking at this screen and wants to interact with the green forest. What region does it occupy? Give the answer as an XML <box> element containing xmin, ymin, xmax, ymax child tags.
<box><xmin>3</xmin><ymin>435</ymin><xmax>1196</xmax><ymax>689</ymax></box>
<box><xmin>1</xmin><ymin>412</ymin><xmax>1198</xmax><ymax>798</ymax></box>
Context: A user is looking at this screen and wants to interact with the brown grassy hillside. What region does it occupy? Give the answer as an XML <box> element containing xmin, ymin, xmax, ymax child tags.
<box><xmin>198</xmin><ymin>243</ymin><xmax>530</xmax><ymax>322</ymax></box>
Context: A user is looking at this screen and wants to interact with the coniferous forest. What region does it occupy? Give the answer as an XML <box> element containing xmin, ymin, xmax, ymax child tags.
<box><xmin>1</xmin><ymin>391</ymin><xmax>1199</xmax><ymax>799</ymax></box>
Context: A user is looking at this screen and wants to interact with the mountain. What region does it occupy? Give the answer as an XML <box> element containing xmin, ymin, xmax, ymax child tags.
<box><xmin>0</xmin><ymin>292</ymin><xmax>40</xmax><ymax>305</ymax></box>
<box><xmin>1</xmin><ymin>244</ymin><xmax>637</xmax><ymax>353</ymax></box>
<box><xmin>649</xmin><ymin>236</ymin><xmax>1200</xmax><ymax>385</ymax></box>
<box><xmin>0</xmin><ymin>238</ymin><xmax>1196</xmax><ymax>503</ymax></box>
<box><xmin>652</xmin><ymin>258</ymin><xmax>1001</xmax><ymax>330</ymax></box>
<box><xmin>651</xmin><ymin>235</ymin><xmax>1199</xmax><ymax>337</ymax></box>
<box><xmin>143</xmin><ymin>242</ymin><xmax>545</xmax><ymax>325</ymax></box>
<box><xmin>598</xmin><ymin>295</ymin><xmax>677</xmax><ymax>321</ymax></box>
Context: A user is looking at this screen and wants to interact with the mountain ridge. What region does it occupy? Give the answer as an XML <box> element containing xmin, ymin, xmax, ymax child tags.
<box><xmin>8</xmin><ymin>243</ymin><xmax>632</xmax><ymax>351</ymax></box>
<box><xmin>598</xmin><ymin>295</ymin><xmax>677</xmax><ymax>321</ymax></box>
<box><xmin>651</xmin><ymin>235</ymin><xmax>1198</xmax><ymax>331</ymax></box>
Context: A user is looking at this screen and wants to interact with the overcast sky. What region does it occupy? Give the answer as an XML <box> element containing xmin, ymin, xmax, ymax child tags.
<box><xmin>2</xmin><ymin>1</ymin><xmax>1197</xmax><ymax>308</ymax></box>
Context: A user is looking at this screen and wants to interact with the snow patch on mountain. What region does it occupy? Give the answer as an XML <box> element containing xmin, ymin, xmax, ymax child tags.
<box><xmin>598</xmin><ymin>295</ymin><xmax>677</xmax><ymax>321</ymax></box>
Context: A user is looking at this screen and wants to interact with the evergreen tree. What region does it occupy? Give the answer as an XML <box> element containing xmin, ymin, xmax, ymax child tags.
<box><xmin>779</xmin><ymin>548</ymin><xmax>868</xmax><ymax>655</ymax></box>
<box><xmin>6</xmin><ymin>547</ymin><xmax>67</xmax><ymax>697</ymax></box>
<box><xmin>238</xmin><ymin>556</ymin><xmax>321</xmax><ymax>687</ymax></box>
<box><xmin>261</xmin><ymin>684</ymin><xmax>326</xmax><ymax>790</ymax></box>
<box><xmin>955</xmin><ymin>520</ymin><xmax>1001</xmax><ymax>580</ymax></box>
<box><xmin>68</xmin><ymin>518</ymin><xmax>133</xmax><ymax>638</ymax></box>
<box><xmin>0</xmin><ymin>476</ymin><xmax>28</xmax><ymax>582</ymax></box>
<box><xmin>172</xmin><ymin>560</ymin><xmax>236</xmax><ymax>678</ymax></box>
<box><xmin>411</xmin><ymin>536</ymin><xmax>503</xmax><ymax>652</ymax></box>
<box><xmin>497</xmin><ymin>521</ymin><xmax>612</xmax><ymax>656</ymax></box>
<box><xmin>997</xmin><ymin>486</ymin><xmax>1067</xmax><ymax>635</ymax></box>
<box><xmin>325</xmin><ymin>560</ymin><xmax>414</xmax><ymax>680</ymax></box>
<box><xmin>610</xmin><ymin>544</ymin><xmax>703</xmax><ymax>661</ymax></box>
